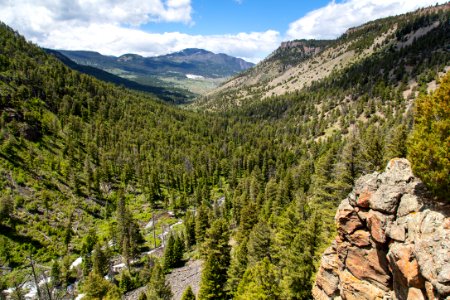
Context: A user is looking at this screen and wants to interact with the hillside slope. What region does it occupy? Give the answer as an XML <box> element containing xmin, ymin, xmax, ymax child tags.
<box><xmin>198</xmin><ymin>3</ymin><xmax>450</xmax><ymax>111</ymax></box>
<box><xmin>0</xmin><ymin>4</ymin><xmax>449</xmax><ymax>300</ymax></box>
<box><xmin>45</xmin><ymin>49</ymin><xmax>195</xmax><ymax>104</ymax></box>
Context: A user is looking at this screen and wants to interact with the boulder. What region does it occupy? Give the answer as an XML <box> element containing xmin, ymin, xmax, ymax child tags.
<box><xmin>313</xmin><ymin>159</ymin><xmax>450</xmax><ymax>300</ymax></box>
<box><xmin>345</xmin><ymin>246</ymin><xmax>391</xmax><ymax>289</ymax></box>
<box><xmin>388</xmin><ymin>243</ymin><xmax>423</xmax><ymax>300</ymax></box>
<box><xmin>366</xmin><ymin>210</ymin><xmax>393</xmax><ymax>244</ymax></box>
<box><xmin>397</xmin><ymin>194</ymin><xmax>423</xmax><ymax>217</ymax></box>
<box><xmin>386</xmin><ymin>222</ymin><xmax>405</xmax><ymax>242</ymax></box>
<box><xmin>347</xmin><ymin>229</ymin><xmax>371</xmax><ymax>247</ymax></box>
<box><xmin>335</xmin><ymin>199</ymin><xmax>364</xmax><ymax>235</ymax></box>
<box><xmin>368</xmin><ymin>183</ymin><xmax>404</xmax><ymax>214</ymax></box>
<box><xmin>339</xmin><ymin>270</ymin><xmax>386</xmax><ymax>300</ymax></box>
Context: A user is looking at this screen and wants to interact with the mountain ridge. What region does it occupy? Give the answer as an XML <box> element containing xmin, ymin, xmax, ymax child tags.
<box><xmin>55</xmin><ymin>47</ymin><xmax>254</xmax><ymax>97</ymax></box>
<box><xmin>45</xmin><ymin>48</ymin><xmax>195</xmax><ymax>104</ymax></box>
<box><xmin>198</xmin><ymin>3</ymin><xmax>450</xmax><ymax>111</ymax></box>
<box><xmin>56</xmin><ymin>48</ymin><xmax>254</xmax><ymax>78</ymax></box>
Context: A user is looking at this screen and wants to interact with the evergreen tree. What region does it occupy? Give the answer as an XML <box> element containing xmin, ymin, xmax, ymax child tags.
<box><xmin>184</xmin><ymin>211</ymin><xmax>196</xmax><ymax>249</ymax></box>
<box><xmin>235</xmin><ymin>258</ymin><xmax>281</xmax><ymax>300</ymax></box>
<box><xmin>92</xmin><ymin>242</ymin><xmax>110</xmax><ymax>276</ymax></box>
<box><xmin>280</xmin><ymin>211</ymin><xmax>323</xmax><ymax>300</ymax></box>
<box><xmin>163</xmin><ymin>234</ymin><xmax>176</xmax><ymax>271</ymax></box>
<box><xmin>408</xmin><ymin>72</ymin><xmax>449</xmax><ymax>200</ymax></box>
<box><xmin>247</xmin><ymin>221</ymin><xmax>272</xmax><ymax>266</ymax></box>
<box><xmin>198</xmin><ymin>218</ymin><xmax>230</xmax><ymax>300</ymax></box>
<box><xmin>81</xmin><ymin>229</ymin><xmax>97</xmax><ymax>276</ymax></box>
<box><xmin>50</xmin><ymin>260</ymin><xmax>61</xmax><ymax>287</ymax></box>
<box><xmin>226</xmin><ymin>237</ymin><xmax>249</xmax><ymax>296</ymax></box>
<box><xmin>359</xmin><ymin>125</ymin><xmax>385</xmax><ymax>172</ymax></box>
<box><xmin>173</xmin><ymin>234</ymin><xmax>185</xmax><ymax>266</ymax></box>
<box><xmin>147</xmin><ymin>263</ymin><xmax>172</xmax><ymax>300</ymax></box>
<box><xmin>181</xmin><ymin>286</ymin><xmax>196</xmax><ymax>300</ymax></box>
<box><xmin>83</xmin><ymin>272</ymin><xmax>120</xmax><ymax>300</ymax></box>
<box><xmin>195</xmin><ymin>205</ymin><xmax>209</xmax><ymax>246</ymax></box>
<box><xmin>385</xmin><ymin>123</ymin><xmax>408</xmax><ymax>160</ymax></box>
<box><xmin>116</xmin><ymin>192</ymin><xmax>144</xmax><ymax>267</ymax></box>
<box><xmin>0</xmin><ymin>195</ymin><xmax>13</xmax><ymax>225</ymax></box>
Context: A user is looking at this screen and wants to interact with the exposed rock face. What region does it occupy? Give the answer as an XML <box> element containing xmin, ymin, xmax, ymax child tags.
<box><xmin>313</xmin><ymin>158</ymin><xmax>450</xmax><ymax>300</ymax></box>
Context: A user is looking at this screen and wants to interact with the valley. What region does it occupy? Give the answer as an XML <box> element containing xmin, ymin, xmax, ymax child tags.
<box><xmin>53</xmin><ymin>48</ymin><xmax>254</xmax><ymax>102</ymax></box>
<box><xmin>0</xmin><ymin>3</ymin><xmax>449</xmax><ymax>300</ymax></box>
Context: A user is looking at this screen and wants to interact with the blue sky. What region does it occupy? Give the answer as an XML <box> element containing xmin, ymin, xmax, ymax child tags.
<box><xmin>0</xmin><ymin>0</ymin><xmax>447</xmax><ymax>62</ymax></box>
<box><xmin>142</xmin><ymin>0</ymin><xmax>332</xmax><ymax>35</ymax></box>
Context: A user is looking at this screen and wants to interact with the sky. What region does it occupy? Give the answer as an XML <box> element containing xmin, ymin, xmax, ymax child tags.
<box><xmin>0</xmin><ymin>0</ymin><xmax>447</xmax><ymax>63</ymax></box>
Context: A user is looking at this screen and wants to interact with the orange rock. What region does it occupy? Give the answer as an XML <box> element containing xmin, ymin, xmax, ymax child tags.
<box><xmin>388</xmin><ymin>243</ymin><xmax>424</xmax><ymax>299</ymax></box>
<box><xmin>346</xmin><ymin>246</ymin><xmax>391</xmax><ymax>288</ymax></box>
<box><xmin>424</xmin><ymin>281</ymin><xmax>437</xmax><ymax>300</ymax></box>
<box><xmin>347</xmin><ymin>229</ymin><xmax>371</xmax><ymax>247</ymax></box>
<box><xmin>337</xmin><ymin>209</ymin><xmax>364</xmax><ymax>235</ymax></box>
<box><xmin>357</xmin><ymin>190</ymin><xmax>372</xmax><ymax>208</ymax></box>
<box><xmin>367</xmin><ymin>210</ymin><xmax>389</xmax><ymax>244</ymax></box>
<box><xmin>339</xmin><ymin>269</ymin><xmax>386</xmax><ymax>300</ymax></box>
<box><xmin>407</xmin><ymin>287</ymin><xmax>425</xmax><ymax>300</ymax></box>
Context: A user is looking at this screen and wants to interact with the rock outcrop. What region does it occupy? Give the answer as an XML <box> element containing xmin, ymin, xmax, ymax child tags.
<box><xmin>313</xmin><ymin>158</ymin><xmax>450</xmax><ymax>300</ymax></box>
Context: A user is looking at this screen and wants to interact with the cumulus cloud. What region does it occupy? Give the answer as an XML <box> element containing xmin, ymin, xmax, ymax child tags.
<box><xmin>0</xmin><ymin>0</ymin><xmax>278</xmax><ymax>62</ymax></box>
<box><xmin>43</xmin><ymin>24</ymin><xmax>279</xmax><ymax>63</ymax></box>
<box><xmin>287</xmin><ymin>0</ymin><xmax>448</xmax><ymax>40</ymax></box>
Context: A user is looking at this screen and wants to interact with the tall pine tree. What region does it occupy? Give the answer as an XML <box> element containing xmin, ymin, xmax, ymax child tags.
<box><xmin>198</xmin><ymin>218</ymin><xmax>230</xmax><ymax>300</ymax></box>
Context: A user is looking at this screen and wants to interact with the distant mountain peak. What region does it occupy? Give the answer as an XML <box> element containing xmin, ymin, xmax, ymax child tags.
<box><xmin>171</xmin><ymin>48</ymin><xmax>213</xmax><ymax>56</ymax></box>
<box><xmin>117</xmin><ymin>53</ymin><xmax>143</xmax><ymax>62</ymax></box>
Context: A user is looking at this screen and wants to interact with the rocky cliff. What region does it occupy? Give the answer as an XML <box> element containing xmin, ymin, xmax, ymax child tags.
<box><xmin>313</xmin><ymin>158</ymin><xmax>450</xmax><ymax>300</ymax></box>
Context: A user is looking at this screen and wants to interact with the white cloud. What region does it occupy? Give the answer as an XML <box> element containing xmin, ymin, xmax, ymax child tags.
<box><xmin>287</xmin><ymin>0</ymin><xmax>449</xmax><ymax>40</ymax></box>
<box><xmin>0</xmin><ymin>0</ymin><xmax>193</xmax><ymax>27</ymax></box>
<box><xmin>0</xmin><ymin>0</ymin><xmax>277</xmax><ymax>62</ymax></box>
<box><xmin>1</xmin><ymin>0</ymin><xmax>443</xmax><ymax>64</ymax></box>
<box><xmin>42</xmin><ymin>24</ymin><xmax>279</xmax><ymax>63</ymax></box>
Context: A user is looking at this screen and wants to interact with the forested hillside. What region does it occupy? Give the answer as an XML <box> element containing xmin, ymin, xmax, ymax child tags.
<box><xmin>199</xmin><ymin>4</ymin><xmax>450</xmax><ymax>111</ymax></box>
<box><xmin>0</xmin><ymin>3</ymin><xmax>449</xmax><ymax>300</ymax></box>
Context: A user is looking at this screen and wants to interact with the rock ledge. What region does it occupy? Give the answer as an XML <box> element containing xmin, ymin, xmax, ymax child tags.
<box><xmin>313</xmin><ymin>158</ymin><xmax>450</xmax><ymax>300</ymax></box>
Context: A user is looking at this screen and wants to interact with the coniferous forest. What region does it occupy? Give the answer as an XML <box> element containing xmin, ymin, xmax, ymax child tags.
<box><xmin>0</xmin><ymin>4</ymin><xmax>449</xmax><ymax>300</ymax></box>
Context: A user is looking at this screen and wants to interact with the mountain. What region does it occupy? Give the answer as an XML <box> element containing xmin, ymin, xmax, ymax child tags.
<box><xmin>55</xmin><ymin>48</ymin><xmax>254</xmax><ymax>95</ymax></box>
<box><xmin>45</xmin><ymin>49</ymin><xmax>195</xmax><ymax>104</ymax></box>
<box><xmin>198</xmin><ymin>3</ymin><xmax>450</xmax><ymax>111</ymax></box>
<box><xmin>202</xmin><ymin>39</ymin><xmax>331</xmax><ymax>103</ymax></box>
<box><xmin>0</xmin><ymin>3</ymin><xmax>449</xmax><ymax>300</ymax></box>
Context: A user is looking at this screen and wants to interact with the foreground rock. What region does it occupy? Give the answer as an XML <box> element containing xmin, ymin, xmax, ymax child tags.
<box><xmin>313</xmin><ymin>158</ymin><xmax>450</xmax><ymax>300</ymax></box>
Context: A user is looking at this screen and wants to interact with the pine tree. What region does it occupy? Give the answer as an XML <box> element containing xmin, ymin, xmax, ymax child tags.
<box><xmin>247</xmin><ymin>221</ymin><xmax>272</xmax><ymax>266</ymax></box>
<box><xmin>280</xmin><ymin>211</ymin><xmax>323</xmax><ymax>300</ymax></box>
<box><xmin>226</xmin><ymin>237</ymin><xmax>249</xmax><ymax>296</ymax></box>
<box><xmin>184</xmin><ymin>211</ymin><xmax>196</xmax><ymax>249</ymax></box>
<box><xmin>50</xmin><ymin>260</ymin><xmax>61</xmax><ymax>287</ymax></box>
<box><xmin>195</xmin><ymin>205</ymin><xmax>209</xmax><ymax>245</ymax></box>
<box><xmin>181</xmin><ymin>286</ymin><xmax>196</xmax><ymax>300</ymax></box>
<box><xmin>163</xmin><ymin>234</ymin><xmax>176</xmax><ymax>271</ymax></box>
<box><xmin>359</xmin><ymin>124</ymin><xmax>385</xmax><ymax>172</ymax></box>
<box><xmin>198</xmin><ymin>218</ymin><xmax>230</xmax><ymax>300</ymax></box>
<box><xmin>0</xmin><ymin>195</ymin><xmax>13</xmax><ymax>225</ymax></box>
<box><xmin>81</xmin><ymin>229</ymin><xmax>97</xmax><ymax>276</ymax></box>
<box><xmin>147</xmin><ymin>263</ymin><xmax>172</xmax><ymax>300</ymax></box>
<box><xmin>235</xmin><ymin>257</ymin><xmax>281</xmax><ymax>300</ymax></box>
<box><xmin>173</xmin><ymin>234</ymin><xmax>185</xmax><ymax>267</ymax></box>
<box><xmin>408</xmin><ymin>72</ymin><xmax>449</xmax><ymax>199</ymax></box>
<box><xmin>92</xmin><ymin>242</ymin><xmax>109</xmax><ymax>276</ymax></box>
